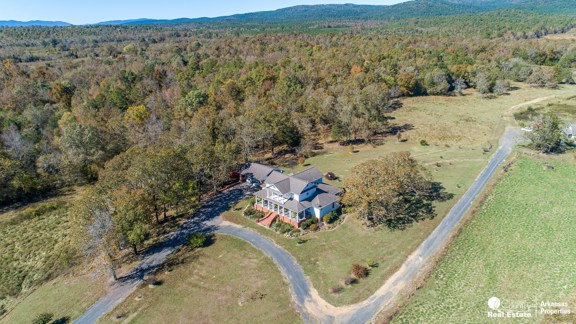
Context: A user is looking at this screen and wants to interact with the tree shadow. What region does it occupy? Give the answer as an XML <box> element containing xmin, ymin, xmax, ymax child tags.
<box><xmin>385</xmin><ymin>99</ymin><xmax>404</xmax><ymax>112</ymax></box>
<box><xmin>52</xmin><ymin>317</ymin><xmax>70</xmax><ymax>324</ymax></box>
<box><xmin>387</xmin><ymin>123</ymin><xmax>415</xmax><ymax>136</ymax></box>
<box><xmin>427</xmin><ymin>182</ymin><xmax>455</xmax><ymax>202</ymax></box>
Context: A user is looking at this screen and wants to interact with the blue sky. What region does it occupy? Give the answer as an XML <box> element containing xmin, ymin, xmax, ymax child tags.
<box><xmin>0</xmin><ymin>0</ymin><xmax>407</xmax><ymax>24</ymax></box>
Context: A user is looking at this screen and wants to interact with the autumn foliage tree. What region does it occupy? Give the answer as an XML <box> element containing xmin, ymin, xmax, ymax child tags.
<box><xmin>343</xmin><ymin>152</ymin><xmax>448</xmax><ymax>229</ymax></box>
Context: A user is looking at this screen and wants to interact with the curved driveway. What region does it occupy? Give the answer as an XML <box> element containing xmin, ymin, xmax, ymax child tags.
<box><xmin>76</xmin><ymin>128</ymin><xmax>521</xmax><ymax>324</ymax></box>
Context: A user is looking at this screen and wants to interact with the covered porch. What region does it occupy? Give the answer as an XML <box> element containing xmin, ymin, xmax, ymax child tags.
<box><xmin>254</xmin><ymin>196</ymin><xmax>306</xmax><ymax>228</ymax></box>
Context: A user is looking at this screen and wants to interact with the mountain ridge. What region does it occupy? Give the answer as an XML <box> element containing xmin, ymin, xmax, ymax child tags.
<box><xmin>0</xmin><ymin>20</ymin><xmax>71</xmax><ymax>27</ymax></box>
<box><xmin>0</xmin><ymin>0</ymin><xmax>572</xmax><ymax>27</ymax></box>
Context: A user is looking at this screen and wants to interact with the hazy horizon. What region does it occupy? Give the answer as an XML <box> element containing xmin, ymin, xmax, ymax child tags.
<box><xmin>0</xmin><ymin>0</ymin><xmax>408</xmax><ymax>25</ymax></box>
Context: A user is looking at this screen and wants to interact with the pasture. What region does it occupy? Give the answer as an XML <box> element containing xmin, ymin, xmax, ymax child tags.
<box><xmin>393</xmin><ymin>156</ymin><xmax>576</xmax><ymax>323</ymax></box>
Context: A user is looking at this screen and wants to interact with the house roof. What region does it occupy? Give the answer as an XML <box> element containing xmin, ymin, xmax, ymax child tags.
<box><xmin>311</xmin><ymin>193</ymin><xmax>339</xmax><ymax>208</ymax></box>
<box><xmin>272</xmin><ymin>177</ymin><xmax>310</xmax><ymax>195</ymax></box>
<box><xmin>241</xmin><ymin>163</ymin><xmax>277</xmax><ymax>182</ymax></box>
<box><xmin>284</xmin><ymin>200</ymin><xmax>307</xmax><ymax>212</ymax></box>
<box><xmin>264</xmin><ymin>171</ymin><xmax>289</xmax><ymax>185</ymax></box>
<box><xmin>293</xmin><ymin>167</ymin><xmax>324</xmax><ymax>183</ymax></box>
<box><xmin>317</xmin><ymin>183</ymin><xmax>344</xmax><ymax>196</ymax></box>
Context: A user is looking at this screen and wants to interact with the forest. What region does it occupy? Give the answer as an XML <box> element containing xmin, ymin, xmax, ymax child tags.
<box><xmin>1</xmin><ymin>6</ymin><xmax>576</xmax><ymax>303</ymax></box>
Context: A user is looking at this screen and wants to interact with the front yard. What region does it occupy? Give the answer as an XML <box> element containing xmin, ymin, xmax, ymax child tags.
<box><xmin>99</xmin><ymin>235</ymin><xmax>301</xmax><ymax>323</ymax></box>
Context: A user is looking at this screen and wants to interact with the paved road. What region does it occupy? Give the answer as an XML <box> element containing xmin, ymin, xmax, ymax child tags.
<box><xmin>74</xmin><ymin>188</ymin><xmax>247</xmax><ymax>324</ymax></box>
<box><xmin>334</xmin><ymin>127</ymin><xmax>522</xmax><ymax>323</ymax></box>
<box><xmin>76</xmin><ymin>128</ymin><xmax>521</xmax><ymax>324</ymax></box>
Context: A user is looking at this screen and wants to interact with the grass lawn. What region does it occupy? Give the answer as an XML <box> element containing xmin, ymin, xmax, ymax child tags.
<box><xmin>392</xmin><ymin>155</ymin><xmax>576</xmax><ymax>323</ymax></box>
<box><xmin>0</xmin><ymin>275</ymin><xmax>105</xmax><ymax>323</ymax></box>
<box><xmin>224</xmin><ymin>84</ymin><xmax>576</xmax><ymax>306</ymax></box>
<box><xmin>100</xmin><ymin>235</ymin><xmax>301</xmax><ymax>324</ymax></box>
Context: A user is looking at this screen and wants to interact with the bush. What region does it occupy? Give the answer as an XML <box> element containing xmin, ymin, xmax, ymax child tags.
<box><xmin>244</xmin><ymin>205</ymin><xmax>265</xmax><ymax>220</ymax></box>
<box><xmin>298</xmin><ymin>156</ymin><xmax>306</xmax><ymax>165</ymax></box>
<box><xmin>0</xmin><ymin>304</ymin><xmax>5</xmax><ymax>317</ymax></box>
<box><xmin>322</xmin><ymin>211</ymin><xmax>339</xmax><ymax>224</ymax></box>
<box><xmin>352</xmin><ymin>264</ymin><xmax>369</xmax><ymax>279</ymax></box>
<box><xmin>188</xmin><ymin>233</ymin><xmax>208</xmax><ymax>249</ymax></box>
<box><xmin>331</xmin><ymin>286</ymin><xmax>343</xmax><ymax>294</ymax></box>
<box><xmin>420</xmin><ymin>140</ymin><xmax>429</xmax><ymax>146</ymax></box>
<box><xmin>348</xmin><ymin>145</ymin><xmax>355</xmax><ymax>153</ymax></box>
<box><xmin>289</xmin><ymin>228</ymin><xmax>301</xmax><ymax>237</ymax></box>
<box><xmin>33</xmin><ymin>313</ymin><xmax>54</xmax><ymax>324</ymax></box>
<box><xmin>309</xmin><ymin>224</ymin><xmax>319</xmax><ymax>231</ymax></box>
<box><xmin>366</xmin><ymin>259</ymin><xmax>379</xmax><ymax>268</ymax></box>
<box><xmin>343</xmin><ymin>276</ymin><xmax>356</xmax><ymax>286</ymax></box>
<box><xmin>271</xmin><ymin>219</ymin><xmax>293</xmax><ymax>234</ymax></box>
<box><xmin>300</xmin><ymin>217</ymin><xmax>318</xmax><ymax>230</ymax></box>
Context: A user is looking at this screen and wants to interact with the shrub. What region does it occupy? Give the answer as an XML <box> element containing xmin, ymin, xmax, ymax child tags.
<box><xmin>322</xmin><ymin>211</ymin><xmax>339</xmax><ymax>224</ymax></box>
<box><xmin>420</xmin><ymin>140</ymin><xmax>429</xmax><ymax>146</ymax></box>
<box><xmin>300</xmin><ymin>217</ymin><xmax>318</xmax><ymax>230</ymax></box>
<box><xmin>33</xmin><ymin>313</ymin><xmax>54</xmax><ymax>324</ymax></box>
<box><xmin>244</xmin><ymin>206</ymin><xmax>265</xmax><ymax>220</ymax></box>
<box><xmin>298</xmin><ymin>156</ymin><xmax>306</xmax><ymax>165</ymax></box>
<box><xmin>366</xmin><ymin>259</ymin><xmax>379</xmax><ymax>268</ymax></box>
<box><xmin>348</xmin><ymin>145</ymin><xmax>355</xmax><ymax>152</ymax></box>
<box><xmin>309</xmin><ymin>224</ymin><xmax>319</xmax><ymax>231</ymax></box>
<box><xmin>188</xmin><ymin>233</ymin><xmax>208</xmax><ymax>249</ymax></box>
<box><xmin>343</xmin><ymin>276</ymin><xmax>356</xmax><ymax>286</ymax></box>
<box><xmin>0</xmin><ymin>304</ymin><xmax>4</xmax><ymax>316</ymax></box>
<box><xmin>271</xmin><ymin>219</ymin><xmax>293</xmax><ymax>234</ymax></box>
<box><xmin>331</xmin><ymin>286</ymin><xmax>343</xmax><ymax>294</ymax></box>
<box><xmin>352</xmin><ymin>264</ymin><xmax>369</xmax><ymax>279</ymax></box>
<box><xmin>289</xmin><ymin>228</ymin><xmax>301</xmax><ymax>237</ymax></box>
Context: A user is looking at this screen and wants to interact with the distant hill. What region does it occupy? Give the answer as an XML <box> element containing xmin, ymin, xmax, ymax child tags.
<box><xmin>0</xmin><ymin>0</ymin><xmax>573</xmax><ymax>28</ymax></box>
<box><xmin>94</xmin><ymin>0</ymin><xmax>575</xmax><ymax>26</ymax></box>
<box><xmin>0</xmin><ymin>20</ymin><xmax>71</xmax><ymax>27</ymax></box>
<box><xmin>96</xmin><ymin>1</ymin><xmax>489</xmax><ymax>26</ymax></box>
<box><xmin>516</xmin><ymin>0</ymin><xmax>576</xmax><ymax>15</ymax></box>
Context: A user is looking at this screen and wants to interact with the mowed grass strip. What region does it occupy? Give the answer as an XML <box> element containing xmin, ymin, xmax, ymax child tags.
<box><xmin>393</xmin><ymin>156</ymin><xmax>576</xmax><ymax>324</ymax></box>
<box><xmin>101</xmin><ymin>235</ymin><xmax>301</xmax><ymax>324</ymax></box>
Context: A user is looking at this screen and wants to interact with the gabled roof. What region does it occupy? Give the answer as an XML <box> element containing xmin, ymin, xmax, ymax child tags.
<box><xmin>264</xmin><ymin>171</ymin><xmax>289</xmax><ymax>186</ymax></box>
<box><xmin>293</xmin><ymin>167</ymin><xmax>324</xmax><ymax>183</ymax></box>
<box><xmin>311</xmin><ymin>193</ymin><xmax>339</xmax><ymax>208</ymax></box>
<box><xmin>317</xmin><ymin>183</ymin><xmax>344</xmax><ymax>196</ymax></box>
<box><xmin>273</xmin><ymin>177</ymin><xmax>310</xmax><ymax>195</ymax></box>
<box><xmin>241</xmin><ymin>163</ymin><xmax>277</xmax><ymax>182</ymax></box>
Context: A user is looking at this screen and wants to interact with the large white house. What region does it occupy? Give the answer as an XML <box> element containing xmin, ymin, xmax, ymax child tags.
<box><xmin>241</xmin><ymin>163</ymin><xmax>342</xmax><ymax>228</ymax></box>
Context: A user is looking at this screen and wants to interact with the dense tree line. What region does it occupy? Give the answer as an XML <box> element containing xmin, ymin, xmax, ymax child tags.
<box><xmin>1</xmin><ymin>12</ymin><xmax>575</xmax><ymax>207</ymax></box>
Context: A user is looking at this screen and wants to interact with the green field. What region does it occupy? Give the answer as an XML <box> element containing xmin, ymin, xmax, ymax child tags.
<box><xmin>0</xmin><ymin>195</ymin><xmax>78</xmax><ymax>314</ymax></box>
<box><xmin>1</xmin><ymin>275</ymin><xmax>105</xmax><ymax>324</ymax></box>
<box><xmin>393</xmin><ymin>156</ymin><xmax>576</xmax><ymax>323</ymax></box>
<box><xmin>101</xmin><ymin>235</ymin><xmax>301</xmax><ymax>323</ymax></box>
<box><xmin>224</xmin><ymin>84</ymin><xmax>576</xmax><ymax>306</ymax></box>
